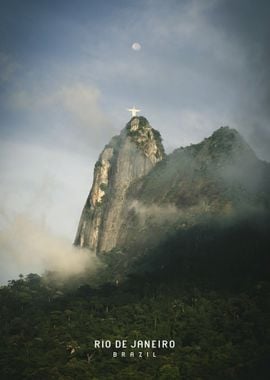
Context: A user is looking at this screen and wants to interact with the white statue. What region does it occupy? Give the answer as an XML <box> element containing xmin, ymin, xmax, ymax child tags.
<box><xmin>127</xmin><ymin>106</ymin><xmax>141</xmax><ymax>117</ymax></box>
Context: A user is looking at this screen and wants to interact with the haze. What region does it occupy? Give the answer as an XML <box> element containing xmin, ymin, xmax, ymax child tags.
<box><xmin>0</xmin><ymin>0</ymin><xmax>269</xmax><ymax>282</ymax></box>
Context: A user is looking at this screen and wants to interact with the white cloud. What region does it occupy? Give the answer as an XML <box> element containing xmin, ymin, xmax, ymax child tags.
<box><xmin>44</xmin><ymin>84</ymin><xmax>106</xmax><ymax>124</ymax></box>
<box><xmin>0</xmin><ymin>212</ymin><xmax>101</xmax><ymax>284</ymax></box>
<box><xmin>8</xmin><ymin>82</ymin><xmax>116</xmax><ymax>151</ymax></box>
<box><xmin>0</xmin><ymin>140</ymin><xmax>92</xmax><ymax>239</ymax></box>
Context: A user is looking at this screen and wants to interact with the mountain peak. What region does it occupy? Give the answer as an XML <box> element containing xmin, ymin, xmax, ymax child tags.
<box><xmin>74</xmin><ymin>117</ymin><xmax>165</xmax><ymax>253</ymax></box>
<box><xmin>206</xmin><ymin>126</ymin><xmax>256</xmax><ymax>163</ymax></box>
<box><xmin>127</xmin><ymin>115</ymin><xmax>149</xmax><ymax>126</ymax></box>
<box><xmin>123</xmin><ymin>116</ymin><xmax>165</xmax><ymax>162</ymax></box>
<box><xmin>210</xmin><ymin>126</ymin><xmax>245</xmax><ymax>148</ymax></box>
<box><xmin>211</xmin><ymin>125</ymin><xmax>238</xmax><ymax>137</ymax></box>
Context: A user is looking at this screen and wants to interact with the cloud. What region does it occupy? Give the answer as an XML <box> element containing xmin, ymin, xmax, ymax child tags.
<box><xmin>0</xmin><ymin>52</ymin><xmax>18</xmax><ymax>83</ymax></box>
<box><xmin>170</xmin><ymin>108</ymin><xmax>228</xmax><ymax>148</ymax></box>
<box><xmin>130</xmin><ymin>200</ymin><xmax>180</xmax><ymax>225</ymax></box>
<box><xmin>2</xmin><ymin>0</ymin><xmax>269</xmax><ymax>159</ymax></box>
<box><xmin>8</xmin><ymin>82</ymin><xmax>116</xmax><ymax>152</ymax></box>
<box><xmin>0</xmin><ymin>139</ymin><xmax>93</xmax><ymax>239</ymax></box>
<box><xmin>0</xmin><ymin>212</ymin><xmax>101</xmax><ymax>284</ymax></box>
<box><xmin>0</xmin><ymin>138</ymin><xmax>102</xmax><ymax>284</ymax></box>
<box><xmin>50</xmin><ymin>83</ymin><xmax>111</xmax><ymax>141</ymax></box>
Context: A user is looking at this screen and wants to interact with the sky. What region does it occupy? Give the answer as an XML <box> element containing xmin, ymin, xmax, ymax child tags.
<box><xmin>0</xmin><ymin>0</ymin><xmax>269</xmax><ymax>282</ymax></box>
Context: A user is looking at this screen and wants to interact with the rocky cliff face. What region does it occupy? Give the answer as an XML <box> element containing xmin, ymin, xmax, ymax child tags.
<box><xmin>74</xmin><ymin>116</ymin><xmax>165</xmax><ymax>253</ymax></box>
<box><xmin>75</xmin><ymin>120</ymin><xmax>270</xmax><ymax>257</ymax></box>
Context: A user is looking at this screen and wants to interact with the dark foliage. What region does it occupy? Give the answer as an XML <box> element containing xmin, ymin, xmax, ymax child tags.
<box><xmin>1</xmin><ymin>213</ymin><xmax>270</xmax><ymax>379</ymax></box>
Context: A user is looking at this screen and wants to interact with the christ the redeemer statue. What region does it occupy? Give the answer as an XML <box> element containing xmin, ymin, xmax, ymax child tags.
<box><xmin>127</xmin><ymin>106</ymin><xmax>141</xmax><ymax>117</ymax></box>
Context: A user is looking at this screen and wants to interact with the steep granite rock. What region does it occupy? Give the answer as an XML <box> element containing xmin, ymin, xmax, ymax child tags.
<box><xmin>74</xmin><ymin>116</ymin><xmax>165</xmax><ymax>253</ymax></box>
<box><xmin>75</xmin><ymin>122</ymin><xmax>270</xmax><ymax>258</ymax></box>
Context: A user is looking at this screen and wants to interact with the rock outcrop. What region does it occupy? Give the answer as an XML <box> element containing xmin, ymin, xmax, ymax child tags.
<box><xmin>75</xmin><ymin>120</ymin><xmax>270</xmax><ymax>257</ymax></box>
<box><xmin>74</xmin><ymin>116</ymin><xmax>165</xmax><ymax>253</ymax></box>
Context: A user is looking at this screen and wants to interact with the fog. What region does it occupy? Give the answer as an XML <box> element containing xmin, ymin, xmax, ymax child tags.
<box><xmin>0</xmin><ymin>212</ymin><xmax>101</xmax><ymax>284</ymax></box>
<box><xmin>0</xmin><ymin>0</ymin><xmax>269</xmax><ymax>283</ymax></box>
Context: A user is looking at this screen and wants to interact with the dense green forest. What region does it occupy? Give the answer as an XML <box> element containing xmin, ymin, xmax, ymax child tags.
<box><xmin>1</xmin><ymin>215</ymin><xmax>270</xmax><ymax>380</ymax></box>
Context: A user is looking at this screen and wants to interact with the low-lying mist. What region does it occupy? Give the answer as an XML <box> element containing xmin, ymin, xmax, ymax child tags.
<box><xmin>0</xmin><ymin>212</ymin><xmax>101</xmax><ymax>284</ymax></box>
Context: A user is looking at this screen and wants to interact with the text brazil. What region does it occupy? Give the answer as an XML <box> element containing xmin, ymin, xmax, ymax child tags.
<box><xmin>94</xmin><ymin>339</ymin><xmax>176</xmax><ymax>358</ymax></box>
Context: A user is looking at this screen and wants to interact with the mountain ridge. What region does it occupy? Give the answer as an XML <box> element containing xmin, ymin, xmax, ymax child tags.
<box><xmin>75</xmin><ymin>119</ymin><xmax>270</xmax><ymax>256</ymax></box>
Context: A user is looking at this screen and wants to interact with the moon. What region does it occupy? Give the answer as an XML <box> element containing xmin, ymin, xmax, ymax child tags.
<box><xmin>131</xmin><ymin>42</ymin><xmax>141</xmax><ymax>51</ymax></box>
